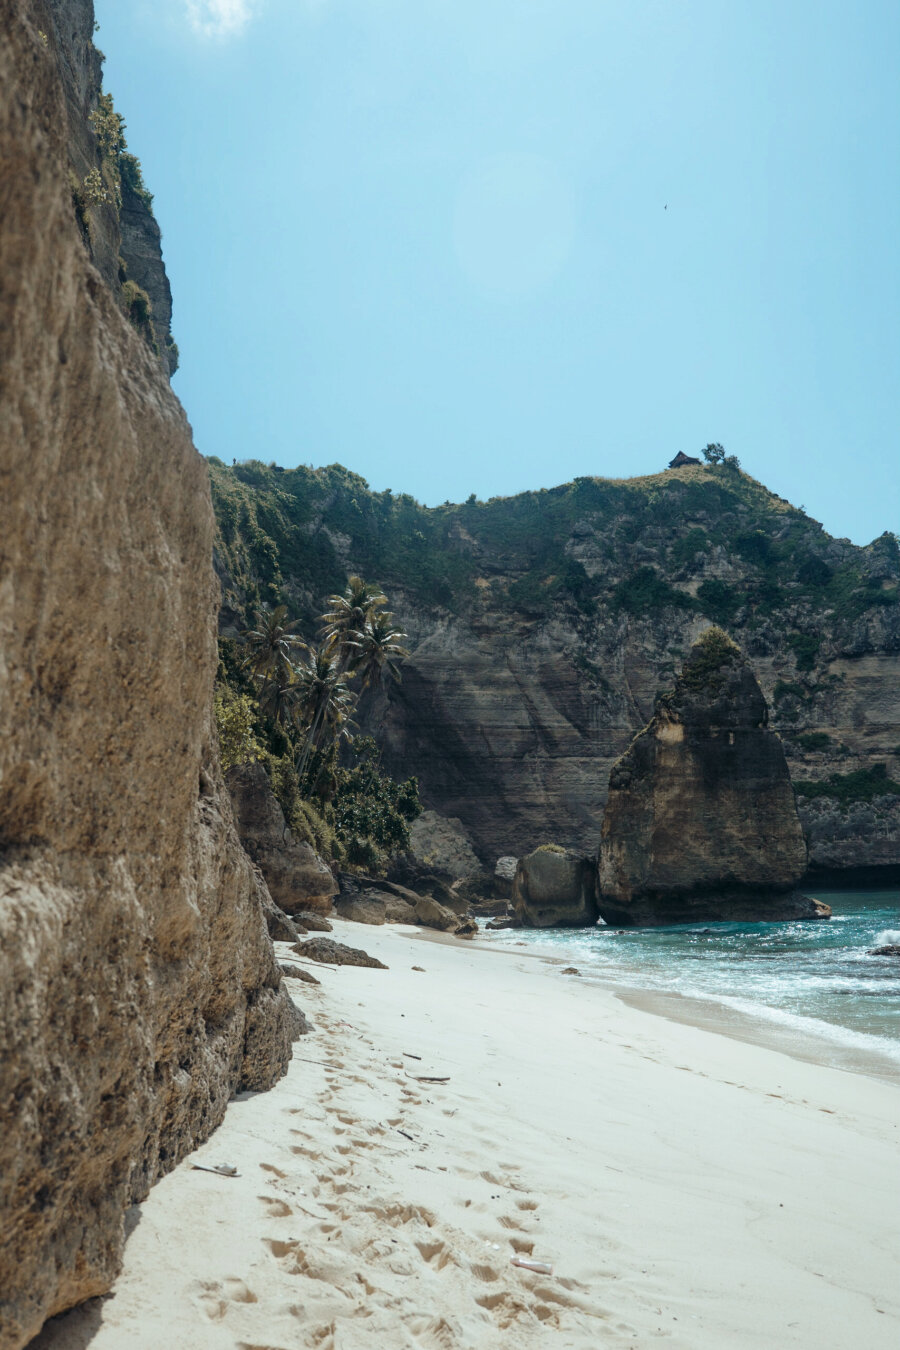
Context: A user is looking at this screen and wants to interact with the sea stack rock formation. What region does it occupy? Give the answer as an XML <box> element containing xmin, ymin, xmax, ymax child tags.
<box><xmin>0</xmin><ymin>5</ymin><xmax>295</xmax><ymax>1345</ymax></box>
<box><xmin>598</xmin><ymin>629</ymin><xmax>830</xmax><ymax>926</ymax></box>
<box><xmin>513</xmin><ymin>847</ymin><xmax>600</xmax><ymax>927</ymax></box>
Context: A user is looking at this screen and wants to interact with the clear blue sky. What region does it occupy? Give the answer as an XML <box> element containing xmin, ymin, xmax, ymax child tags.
<box><xmin>95</xmin><ymin>0</ymin><xmax>898</xmax><ymax>544</ymax></box>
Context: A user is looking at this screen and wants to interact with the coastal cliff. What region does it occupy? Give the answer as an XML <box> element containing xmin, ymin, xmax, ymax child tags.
<box><xmin>0</xmin><ymin>4</ymin><xmax>293</xmax><ymax>1345</ymax></box>
<box><xmin>209</xmin><ymin>462</ymin><xmax>900</xmax><ymax>878</ymax></box>
<box><xmin>597</xmin><ymin>630</ymin><xmax>826</xmax><ymax>925</ymax></box>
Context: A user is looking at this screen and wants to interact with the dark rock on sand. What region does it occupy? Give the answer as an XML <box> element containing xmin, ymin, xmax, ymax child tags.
<box><xmin>513</xmin><ymin>848</ymin><xmax>600</xmax><ymax>928</ymax></box>
<box><xmin>414</xmin><ymin>895</ymin><xmax>465</xmax><ymax>932</ymax></box>
<box><xmin>261</xmin><ymin>890</ymin><xmax>305</xmax><ymax>942</ymax></box>
<box><xmin>293</xmin><ymin>938</ymin><xmax>388</xmax><ymax>969</ymax></box>
<box><xmin>333</xmin><ymin>893</ymin><xmax>387</xmax><ymax>925</ymax></box>
<box><xmin>598</xmin><ymin>629</ymin><xmax>827</xmax><ymax>927</ymax></box>
<box><xmin>295</xmin><ymin>911</ymin><xmax>333</xmax><ymax>933</ymax></box>
<box><xmin>279</xmin><ymin>963</ymin><xmax>322</xmax><ymax>985</ymax></box>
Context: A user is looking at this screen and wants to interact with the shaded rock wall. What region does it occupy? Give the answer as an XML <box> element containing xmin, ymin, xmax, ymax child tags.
<box><xmin>226</xmin><ymin>762</ymin><xmax>338</xmax><ymax>915</ymax></box>
<box><xmin>597</xmin><ymin>633</ymin><xmax>814</xmax><ymax>925</ymax></box>
<box><xmin>0</xmin><ymin>4</ymin><xmax>294</xmax><ymax>1345</ymax></box>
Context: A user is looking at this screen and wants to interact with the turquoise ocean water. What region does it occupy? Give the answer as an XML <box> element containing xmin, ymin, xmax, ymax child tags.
<box><xmin>486</xmin><ymin>891</ymin><xmax>900</xmax><ymax>1081</ymax></box>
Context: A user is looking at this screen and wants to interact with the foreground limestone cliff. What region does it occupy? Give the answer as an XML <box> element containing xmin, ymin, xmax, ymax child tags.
<box><xmin>0</xmin><ymin>4</ymin><xmax>295</xmax><ymax>1345</ymax></box>
<box><xmin>598</xmin><ymin>630</ymin><xmax>829</xmax><ymax>925</ymax></box>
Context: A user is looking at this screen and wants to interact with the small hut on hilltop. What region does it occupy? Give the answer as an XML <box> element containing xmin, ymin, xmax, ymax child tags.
<box><xmin>668</xmin><ymin>451</ymin><xmax>702</xmax><ymax>469</ymax></box>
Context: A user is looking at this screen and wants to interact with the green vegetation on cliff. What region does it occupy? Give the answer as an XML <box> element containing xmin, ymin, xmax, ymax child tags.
<box><xmin>794</xmin><ymin>764</ymin><xmax>900</xmax><ymax>809</ymax></box>
<box><xmin>214</xmin><ymin>578</ymin><xmax>420</xmax><ymax>873</ymax></box>
<box><xmin>209</xmin><ymin>456</ymin><xmax>898</xmax><ymax>637</ymax></box>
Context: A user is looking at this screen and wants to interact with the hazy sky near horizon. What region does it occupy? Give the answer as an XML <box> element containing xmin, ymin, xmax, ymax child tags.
<box><xmin>95</xmin><ymin>0</ymin><xmax>898</xmax><ymax>544</ymax></box>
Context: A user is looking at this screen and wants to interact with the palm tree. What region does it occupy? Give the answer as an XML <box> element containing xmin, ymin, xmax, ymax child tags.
<box><xmin>346</xmin><ymin>612</ymin><xmax>409</xmax><ymax>689</ymax></box>
<box><xmin>292</xmin><ymin>644</ymin><xmax>358</xmax><ymax>778</ymax></box>
<box><xmin>256</xmin><ymin>674</ymin><xmax>301</xmax><ymax>729</ymax></box>
<box><xmin>241</xmin><ymin>604</ymin><xmax>308</xmax><ymax>684</ymax></box>
<box><xmin>320</xmin><ymin>575</ymin><xmax>388</xmax><ymax>672</ymax></box>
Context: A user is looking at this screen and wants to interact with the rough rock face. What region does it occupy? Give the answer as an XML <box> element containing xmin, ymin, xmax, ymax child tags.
<box><xmin>598</xmin><ymin>631</ymin><xmax>825</xmax><ymax>926</ymax></box>
<box><xmin>294</xmin><ymin>938</ymin><xmax>388</xmax><ymax>969</ymax></box>
<box><xmin>494</xmin><ymin>856</ymin><xmax>518</xmax><ymax>898</ymax></box>
<box><xmin>333</xmin><ymin>893</ymin><xmax>387</xmax><ymax>925</ymax></box>
<box><xmin>407</xmin><ymin>809</ymin><xmax>483</xmax><ymax>882</ymax></box>
<box><xmin>226</xmin><ymin>762</ymin><xmax>337</xmax><ymax>915</ymax></box>
<box><xmin>0</xmin><ymin>6</ymin><xmax>294</xmax><ymax>1345</ymax></box>
<box><xmin>513</xmin><ymin>848</ymin><xmax>600</xmax><ymax>928</ymax></box>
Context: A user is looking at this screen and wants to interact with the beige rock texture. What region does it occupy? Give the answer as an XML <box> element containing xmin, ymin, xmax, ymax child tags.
<box><xmin>413</xmin><ymin>894</ymin><xmax>468</xmax><ymax>932</ymax></box>
<box><xmin>512</xmin><ymin>848</ymin><xmax>600</xmax><ymax>928</ymax></box>
<box><xmin>0</xmin><ymin>5</ymin><xmax>295</xmax><ymax>1345</ymax></box>
<box><xmin>598</xmin><ymin>630</ymin><xmax>826</xmax><ymax>926</ymax></box>
<box><xmin>333</xmin><ymin>893</ymin><xmax>388</xmax><ymax>925</ymax></box>
<box><xmin>226</xmin><ymin>761</ymin><xmax>337</xmax><ymax>915</ymax></box>
<box><xmin>293</xmin><ymin>938</ymin><xmax>388</xmax><ymax>969</ymax></box>
<box><xmin>406</xmin><ymin>809</ymin><xmax>483</xmax><ymax>882</ymax></box>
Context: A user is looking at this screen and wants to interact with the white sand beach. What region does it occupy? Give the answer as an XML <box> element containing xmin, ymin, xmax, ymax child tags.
<box><xmin>33</xmin><ymin>921</ymin><xmax>900</xmax><ymax>1350</ymax></box>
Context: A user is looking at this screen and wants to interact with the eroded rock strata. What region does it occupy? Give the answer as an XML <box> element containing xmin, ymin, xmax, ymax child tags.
<box><xmin>598</xmin><ymin>631</ymin><xmax>829</xmax><ymax>926</ymax></box>
<box><xmin>0</xmin><ymin>5</ymin><xmax>294</xmax><ymax>1345</ymax></box>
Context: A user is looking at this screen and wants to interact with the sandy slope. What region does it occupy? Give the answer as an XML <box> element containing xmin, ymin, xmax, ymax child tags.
<box><xmin>32</xmin><ymin>920</ymin><xmax>900</xmax><ymax>1350</ymax></box>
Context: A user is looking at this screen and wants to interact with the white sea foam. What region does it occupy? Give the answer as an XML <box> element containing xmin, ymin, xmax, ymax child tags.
<box><xmin>873</xmin><ymin>929</ymin><xmax>900</xmax><ymax>946</ymax></box>
<box><xmin>698</xmin><ymin>992</ymin><xmax>900</xmax><ymax>1068</ymax></box>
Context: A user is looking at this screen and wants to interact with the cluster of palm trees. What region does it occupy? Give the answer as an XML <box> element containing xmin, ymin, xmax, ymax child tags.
<box><xmin>240</xmin><ymin>576</ymin><xmax>409</xmax><ymax>783</ymax></box>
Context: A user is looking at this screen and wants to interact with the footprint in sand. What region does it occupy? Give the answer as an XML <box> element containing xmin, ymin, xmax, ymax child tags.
<box><xmin>260</xmin><ymin>1163</ymin><xmax>287</xmax><ymax>1179</ymax></box>
<box><xmin>415</xmin><ymin>1238</ymin><xmax>456</xmax><ymax>1271</ymax></box>
<box><xmin>195</xmin><ymin>1277</ymin><xmax>258</xmax><ymax>1321</ymax></box>
<box><xmin>469</xmin><ymin>1261</ymin><xmax>500</xmax><ymax>1283</ymax></box>
<box><xmin>258</xmin><ymin>1195</ymin><xmax>292</xmax><ymax>1218</ymax></box>
<box><xmin>403</xmin><ymin>1313</ymin><xmax>457</xmax><ymax>1348</ymax></box>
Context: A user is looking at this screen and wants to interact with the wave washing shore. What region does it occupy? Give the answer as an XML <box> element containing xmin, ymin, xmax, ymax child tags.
<box><xmin>485</xmin><ymin>890</ymin><xmax>900</xmax><ymax>1082</ymax></box>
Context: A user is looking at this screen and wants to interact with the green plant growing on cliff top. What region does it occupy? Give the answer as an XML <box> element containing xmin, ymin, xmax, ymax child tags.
<box><xmin>677</xmin><ymin>626</ymin><xmax>741</xmax><ymax>695</ymax></box>
<box><xmin>119</xmin><ymin>151</ymin><xmax>154</xmax><ymax>208</ymax></box>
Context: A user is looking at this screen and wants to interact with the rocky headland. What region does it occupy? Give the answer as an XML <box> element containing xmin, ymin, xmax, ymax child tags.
<box><xmin>598</xmin><ymin>630</ymin><xmax>830</xmax><ymax>925</ymax></box>
<box><xmin>209</xmin><ymin>460</ymin><xmax>900</xmax><ymax>885</ymax></box>
<box><xmin>0</xmin><ymin>5</ymin><xmax>297</xmax><ymax>1345</ymax></box>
